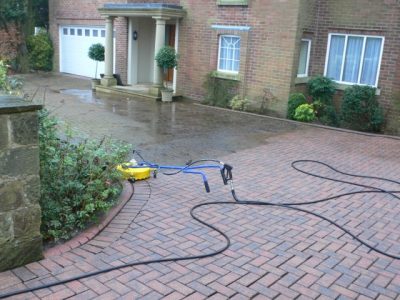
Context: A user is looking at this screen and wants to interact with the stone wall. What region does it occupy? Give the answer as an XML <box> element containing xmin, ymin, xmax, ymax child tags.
<box><xmin>0</xmin><ymin>97</ymin><xmax>43</xmax><ymax>272</ymax></box>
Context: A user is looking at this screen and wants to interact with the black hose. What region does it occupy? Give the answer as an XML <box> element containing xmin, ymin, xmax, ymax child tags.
<box><xmin>1</xmin><ymin>160</ymin><xmax>399</xmax><ymax>299</ymax></box>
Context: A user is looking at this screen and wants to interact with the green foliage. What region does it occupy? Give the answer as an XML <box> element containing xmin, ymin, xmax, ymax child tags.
<box><xmin>287</xmin><ymin>93</ymin><xmax>307</xmax><ymax>119</ymax></box>
<box><xmin>230</xmin><ymin>95</ymin><xmax>249</xmax><ymax>111</ymax></box>
<box><xmin>88</xmin><ymin>43</ymin><xmax>105</xmax><ymax>62</ymax></box>
<box><xmin>88</xmin><ymin>43</ymin><xmax>104</xmax><ymax>79</ymax></box>
<box><xmin>203</xmin><ymin>72</ymin><xmax>238</xmax><ymax>108</ymax></box>
<box><xmin>341</xmin><ymin>85</ymin><xmax>384</xmax><ymax>132</ymax></box>
<box><xmin>155</xmin><ymin>46</ymin><xmax>178</xmax><ymax>70</ymax></box>
<box><xmin>0</xmin><ymin>0</ymin><xmax>26</xmax><ymax>27</ymax></box>
<box><xmin>308</xmin><ymin>76</ymin><xmax>337</xmax><ymax>104</ymax></box>
<box><xmin>27</xmin><ymin>30</ymin><xmax>53</xmax><ymax>71</ymax></box>
<box><xmin>38</xmin><ymin>110</ymin><xmax>131</xmax><ymax>241</ymax></box>
<box><xmin>312</xmin><ymin>100</ymin><xmax>339</xmax><ymax>127</ymax></box>
<box><xmin>0</xmin><ymin>60</ymin><xmax>23</xmax><ymax>96</ymax></box>
<box><xmin>155</xmin><ymin>46</ymin><xmax>179</xmax><ymax>90</ymax></box>
<box><xmin>294</xmin><ymin>103</ymin><xmax>316</xmax><ymax>122</ymax></box>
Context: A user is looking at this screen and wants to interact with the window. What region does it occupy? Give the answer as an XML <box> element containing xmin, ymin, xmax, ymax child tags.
<box><xmin>297</xmin><ymin>39</ymin><xmax>311</xmax><ymax>77</ymax></box>
<box><xmin>70</xmin><ymin>28</ymin><xmax>75</xmax><ymax>35</ymax></box>
<box><xmin>93</xmin><ymin>29</ymin><xmax>98</xmax><ymax>37</ymax></box>
<box><xmin>101</xmin><ymin>30</ymin><xmax>106</xmax><ymax>37</ymax></box>
<box><xmin>63</xmin><ymin>28</ymin><xmax>68</xmax><ymax>35</ymax></box>
<box><xmin>325</xmin><ymin>34</ymin><xmax>384</xmax><ymax>87</ymax></box>
<box><xmin>85</xmin><ymin>29</ymin><xmax>90</xmax><ymax>37</ymax></box>
<box><xmin>218</xmin><ymin>35</ymin><xmax>241</xmax><ymax>73</ymax></box>
<box><xmin>77</xmin><ymin>29</ymin><xmax>82</xmax><ymax>36</ymax></box>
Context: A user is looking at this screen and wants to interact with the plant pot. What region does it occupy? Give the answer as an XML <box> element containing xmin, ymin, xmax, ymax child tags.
<box><xmin>91</xmin><ymin>78</ymin><xmax>100</xmax><ymax>90</ymax></box>
<box><xmin>161</xmin><ymin>89</ymin><xmax>173</xmax><ymax>102</ymax></box>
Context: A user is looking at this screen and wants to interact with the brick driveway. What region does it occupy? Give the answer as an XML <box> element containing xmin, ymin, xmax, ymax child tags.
<box><xmin>1</xmin><ymin>125</ymin><xmax>400</xmax><ymax>299</ymax></box>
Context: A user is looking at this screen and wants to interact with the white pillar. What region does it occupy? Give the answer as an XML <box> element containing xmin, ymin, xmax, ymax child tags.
<box><xmin>153</xmin><ymin>17</ymin><xmax>168</xmax><ymax>87</ymax></box>
<box><xmin>101</xmin><ymin>16</ymin><xmax>117</xmax><ymax>87</ymax></box>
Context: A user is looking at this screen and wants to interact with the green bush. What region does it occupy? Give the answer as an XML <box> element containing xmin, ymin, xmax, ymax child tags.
<box><xmin>203</xmin><ymin>72</ymin><xmax>238</xmax><ymax>108</ymax></box>
<box><xmin>341</xmin><ymin>85</ymin><xmax>384</xmax><ymax>132</ymax></box>
<box><xmin>294</xmin><ymin>103</ymin><xmax>316</xmax><ymax>122</ymax></box>
<box><xmin>230</xmin><ymin>95</ymin><xmax>249</xmax><ymax>111</ymax></box>
<box><xmin>39</xmin><ymin>110</ymin><xmax>131</xmax><ymax>241</ymax></box>
<box><xmin>0</xmin><ymin>60</ymin><xmax>23</xmax><ymax>96</ymax></box>
<box><xmin>88</xmin><ymin>43</ymin><xmax>105</xmax><ymax>62</ymax></box>
<box><xmin>27</xmin><ymin>30</ymin><xmax>53</xmax><ymax>71</ymax></box>
<box><xmin>88</xmin><ymin>43</ymin><xmax>105</xmax><ymax>79</ymax></box>
<box><xmin>312</xmin><ymin>100</ymin><xmax>339</xmax><ymax>127</ymax></box>
<box><xmin>308</xmin><ymin>76</ymin><xmax>336</xmax><ymax>104</ymax></box>
<box><xmin>287</xmin><ymin>93</ymin><xmax>307</xmax><ymax>119</ymax></box>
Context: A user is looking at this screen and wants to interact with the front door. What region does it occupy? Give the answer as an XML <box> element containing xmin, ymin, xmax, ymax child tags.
<box><xmin>166</xmin><ymin>25</ymin><xmax>176</xmax><ymax>82</ymax></box>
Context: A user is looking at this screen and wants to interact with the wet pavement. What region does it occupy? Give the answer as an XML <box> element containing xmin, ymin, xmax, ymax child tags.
<box><xmin>23</xmin><ymin>73</ymin><xmax>304</xmax><ymax>164</ymax></box>
<box><xmin>1</xmin><ymin>72</ymin><xmax>397</xmax><ymax>299</ymax></box>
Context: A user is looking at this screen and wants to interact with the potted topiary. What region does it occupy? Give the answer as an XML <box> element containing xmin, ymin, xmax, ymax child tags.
<box><xmin>88</xmin><ymin>43</ymin><xmax>105</xmax><ymax>90</ymax></box>
<box><xmin>155</xmin><ymin>46</ymin><xmax>178</xmax><ymax>102</ymax></box>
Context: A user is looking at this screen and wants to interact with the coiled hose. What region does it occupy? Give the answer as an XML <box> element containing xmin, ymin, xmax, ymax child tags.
<box><xmin>1</xmin><ymin>160</ymin><xmax>399</xmax><ymax>299</ymax></box>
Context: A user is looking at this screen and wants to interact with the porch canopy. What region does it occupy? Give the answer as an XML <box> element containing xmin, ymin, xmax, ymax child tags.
<box><xmin>98</xmin><ymin>3</ymin><xmax>185</xmax><ymax>88</ymax></box>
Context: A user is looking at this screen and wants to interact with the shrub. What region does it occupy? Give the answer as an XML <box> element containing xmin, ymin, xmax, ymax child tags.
<box><xmin>312</xmin><ymin>100</ymin><xmax>339</xmax><ymax>127</ymax></box>
<box><xmin>203</xmin><ymin>72</ymin><xmax>238</xmax><ymax>108</ymax></box>
<box><xmin>341</xmin><ymin>85</ymin><xmax>384</xmax><ymax>132</ymax></box>
<box><xmin>230</xmin><ymin>95</ymin><xmax>249</xmax><ymax>111</ymax></box>
<box><xmin>287</xmin><ymin>93</ymin><xmax>307</xmax><ymax>119</ymax></box>
<box><xmin>39</xmin><ymin>110</ymin><xmax>131</xmax><ymax>241</ymax></box>
<box><xmin>0</xmin><ymin>60</ymin><xmax>23</xmax><ymax>96</ymax></box>
<box><xmin>308</xmin><ymin>76</ymin><xmax>336</xmax><ymax>104</ymax></box>
<box><xmin>27</xmin><ymin>30</ymin><xmax>53</xmax><ymax>71</ymax></box>
<box><xmin>88</xmin><ymin>43</ymin><xmax>105</xmax><ymax>78</ymax></box>
<box><xmin>294</xmin><ymin>103</ymin><xmax>316</xmax><ymax>122</ymax></box>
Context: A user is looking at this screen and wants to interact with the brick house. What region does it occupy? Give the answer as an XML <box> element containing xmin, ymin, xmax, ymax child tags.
<box><xmin>49</xmin><ymin>0</ymin><xmax>400</xmax><ymax>127</ymax></box>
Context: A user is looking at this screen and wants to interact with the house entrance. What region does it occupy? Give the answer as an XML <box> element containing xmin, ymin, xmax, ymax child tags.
<box><xmin>166</xmin><ymin>24</ymin><xmax>176</xmax><ymax>82</ymax></box>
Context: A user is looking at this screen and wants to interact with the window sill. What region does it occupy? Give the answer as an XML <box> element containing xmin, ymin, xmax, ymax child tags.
<box><xmin>294</xmin><ymin>77</ymin><xmax>381</xmax><ymax>96</ymax></box>
<box><xmin>217</xmin><ymin>0</ymin><xmax>248</xmax><ymax>5</ymax></box>
<box><xmin>212</xmin><ymin>71</ymin><xmax>241</xmax><ymax>81</ymax></box>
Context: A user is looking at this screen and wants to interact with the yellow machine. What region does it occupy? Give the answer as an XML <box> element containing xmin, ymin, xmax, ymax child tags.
<box><xmin>116</xmin><ymin>162</ymin><xmax>154</xmax><ymax>181</ymax></box>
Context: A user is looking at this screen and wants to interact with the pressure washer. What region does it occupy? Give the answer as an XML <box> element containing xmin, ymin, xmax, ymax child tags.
<box><xmin>1</xmin><ymin>152</ymin><xmax>399</xmax><ymax>299</ymax></box>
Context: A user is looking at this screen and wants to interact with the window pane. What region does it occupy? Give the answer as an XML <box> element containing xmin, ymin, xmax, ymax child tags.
<box><xmin>298</xmin><ymin>40</ymin><xmax>309</xmax><ymax>75</ymax></box>
<box><xmin>361</xmin><ymin>37</ymin><xmax>382</xmax><ymax>86</ymax></box>
<box><xmin>343</xmin><ymin>36</ymin><xmax>363</xmax><ymax>83</ymax></box>
<box><xmin>326</xmin><ymin>35</ymin><xmax>345</xmax><ymax>80</ymax></box>
<box><xmin>218</xmin><ymin>36</ymin><xmax>240</xmax><ymax>72</ymax></box>
<box><xmin>63</xmin><ymin>28</ymin><xmax>68</xmax><ymax>35</ymax></box>
<box><xmin>85</xmin><ymin>29</ymin><xmax>90</xmax><ymax>36</ymax></box>
<box><xmin>101</xmin><ymin>30</ymin><xmax>106</xmax><ymax>37</ymax></box>
<box><xmin>70</xmin><ymin>28</ymin><xmax>75</xmax><ymax>35</ymax></box>
<box><xmin>77</xmin><ymin>29</ymin><xmax>82</xmax><ymax>36</ymax></box>
<box><xmin>93</xmin><ymin>30</ymin><xmax>98</xmax><ymax>37</ymax></box>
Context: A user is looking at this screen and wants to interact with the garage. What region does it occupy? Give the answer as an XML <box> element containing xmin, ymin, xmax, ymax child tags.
<box><xmin>59</xmin><ymin>26</ymin><xmax>108</xmax><ymax>78</ymax></box>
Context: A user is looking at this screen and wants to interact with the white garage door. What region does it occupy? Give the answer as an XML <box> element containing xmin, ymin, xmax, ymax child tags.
<box><xmin>60</xmin><ymin>26</ymin><xmax>108</xmax><ymax>78</ymax></box>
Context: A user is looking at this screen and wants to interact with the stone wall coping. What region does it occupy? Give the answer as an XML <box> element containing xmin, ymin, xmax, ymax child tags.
<box><xmin>0</xmin><ymin>96</ymin><xmax>43</xmax><ymax>115</ymax></box>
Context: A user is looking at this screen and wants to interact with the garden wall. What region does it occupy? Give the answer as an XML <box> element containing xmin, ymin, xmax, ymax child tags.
<box><xmin>0</xmin><ymin>96</ymin><xmax>43</xmax><ymax>271</ymax></box>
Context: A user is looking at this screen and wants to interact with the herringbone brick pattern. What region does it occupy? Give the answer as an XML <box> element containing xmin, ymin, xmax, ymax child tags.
<box><xmin>1</xmin><ymin>127</ymin><xmax>400</xmax><ymax>299</ymax></box>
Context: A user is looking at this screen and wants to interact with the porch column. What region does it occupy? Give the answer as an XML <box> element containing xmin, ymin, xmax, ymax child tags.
<box><xmin>101</xmin><ymin>16</ymin><xmax>117</xmax><ymax>87</ymax></box>
<box><xmin>150</xmin><ymin>17</ymin><xmax>169</xmax><ymax>95</ymax></box>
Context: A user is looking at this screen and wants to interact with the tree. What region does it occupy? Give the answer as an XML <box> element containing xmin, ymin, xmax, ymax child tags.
<box><xmin>0</xmin><ymin>0</ymin><xmax>49</xmax><ymax>72</ymax></box>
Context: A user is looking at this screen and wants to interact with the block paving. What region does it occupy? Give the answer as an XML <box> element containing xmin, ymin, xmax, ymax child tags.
<box><xmin>1</xmin><ymin>127</ymin><xmax>400</xmax><ymax>299</ymax></box>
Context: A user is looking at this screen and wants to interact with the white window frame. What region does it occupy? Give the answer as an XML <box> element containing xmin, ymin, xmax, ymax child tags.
<box><xmin>324</xmin><ymin>33</ymin><xmax>385</xmax><ymax>87</ymax></box>
<box><xmin>297</xmin><ymin>39</ymin><xmax>311</xmax><ymax>78</ymax></box>
<box><xmin>217</xmin><ymin>35</ymin><xmax>241</xmax><ymax>74</ymax></box>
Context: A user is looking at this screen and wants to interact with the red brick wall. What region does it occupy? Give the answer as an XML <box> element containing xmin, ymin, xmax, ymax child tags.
<box><xmin>177</xmin><ymin>0</ymin><xmax>302</xmax><ymax>117</ymax></box>
<box><xmin>49</xmin><ymin>0</ymin><xmax>129</xmax><ymax>82</ymax></box>
<box><xmin>305</xmin><ymin>0</ymin><xmax>400</xmax><ymax>112</ymax></box>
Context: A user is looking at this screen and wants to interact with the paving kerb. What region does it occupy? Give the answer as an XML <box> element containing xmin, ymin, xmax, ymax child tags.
<box><xmin>0</xmin><ymin>73</ymin><xmax>398</xmax><ymax>299</ymax></box>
